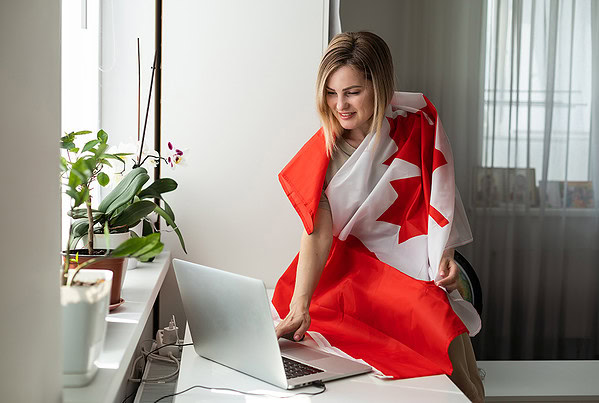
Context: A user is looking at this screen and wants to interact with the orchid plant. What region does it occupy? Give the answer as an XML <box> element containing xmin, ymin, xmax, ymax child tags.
<box><xmin>68</xmin><ymin>140</ymin><xmax>187</xmax><ymax>254</ymax></box>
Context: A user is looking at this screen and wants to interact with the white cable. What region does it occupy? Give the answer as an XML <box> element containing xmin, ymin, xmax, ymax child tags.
<box><xmin>141</xmin><ymin>352</ymin><xmax>180</xmax><ymax>383</ymax></box>
<box><xmin>128</xmin><ymin>353</ymin><xmax>146</xmax><ymax>383</ymax></box>
<box><xmin>128</xmin><ymin>341</ymin><xmax>181</xmax><ymax>383</ymax></box>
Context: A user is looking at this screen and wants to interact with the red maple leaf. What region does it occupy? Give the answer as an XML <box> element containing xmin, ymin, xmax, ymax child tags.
<box><xmin>377</xmin><ymin>176</ymin><xmax>428</xmax><ymax>244</ymax></box>
<box><xmin>377</xmin><ymin>111</ymin><xmax>450</xmax><ymax>244</ymax></box>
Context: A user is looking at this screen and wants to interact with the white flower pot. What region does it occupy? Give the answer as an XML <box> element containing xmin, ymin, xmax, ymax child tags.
<box><xmin>61</xmin><ymin>269</ymin><xmax>112</xmax><ymax>387</ymax></box>
<box><xmin>81</xmin><ymin>222</ymin><xmax>144</xmax><ymax>270</ymax></box>
<box><xmin>83</xmin><ymin>232</ymin><xmax>130</xmax><ymax>250</ymax></box>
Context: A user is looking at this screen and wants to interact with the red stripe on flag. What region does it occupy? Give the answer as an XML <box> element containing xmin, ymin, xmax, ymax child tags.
<box><xmin>429</xmin><ymin>206</ymin><xmax>449</xmax><ymax>227</ymax></box>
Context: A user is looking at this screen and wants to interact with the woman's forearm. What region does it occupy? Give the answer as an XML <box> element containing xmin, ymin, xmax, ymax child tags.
<box><xmin>291</xmin><ymin>207</ymin><xmax>333</xmax><ymax>309</ymax></box>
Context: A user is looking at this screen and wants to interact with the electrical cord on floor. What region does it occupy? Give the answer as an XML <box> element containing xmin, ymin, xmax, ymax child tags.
<box><xmin>152</xmin><ymin>381</ymin><xmax>327</xmax><ymax>402</ymax></box>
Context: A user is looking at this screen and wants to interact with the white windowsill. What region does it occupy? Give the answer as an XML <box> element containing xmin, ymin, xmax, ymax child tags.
<box><xmin>63</xmin><ymin>251</ymin><xmax>172</xmax><ymax>403</ymax></box>
<box><xmin>472</xmin><ymin>207</ymin><xmax>599</xmax><ymax>217</ymax></box>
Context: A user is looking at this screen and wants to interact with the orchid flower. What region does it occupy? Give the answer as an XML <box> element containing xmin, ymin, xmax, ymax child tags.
<box><xmin>165</xmin><ymin>141</ymin><xmax>187</xmax><ymax>168</ymax></box>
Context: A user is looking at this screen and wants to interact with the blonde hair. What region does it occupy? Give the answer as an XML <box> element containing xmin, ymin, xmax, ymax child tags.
<box><xmin>316</xmin><ymin>31</ymin><xmax>395</xmax><ymax>156</ymax></box>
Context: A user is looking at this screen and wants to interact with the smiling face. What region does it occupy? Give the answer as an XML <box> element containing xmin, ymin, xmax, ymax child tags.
<box><xmin>325</xmin><ymin>65</ymin><xmax>375</xmax><ymax>140</ymax></box>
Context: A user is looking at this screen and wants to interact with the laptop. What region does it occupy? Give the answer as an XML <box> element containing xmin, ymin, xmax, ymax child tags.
<box><xmin>172</xmin><ymin>259</ymin><xmax>372</xmax><ymax>389</ymax></box>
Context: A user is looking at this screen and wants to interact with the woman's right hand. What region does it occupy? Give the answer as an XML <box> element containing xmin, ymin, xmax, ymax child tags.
<box><xmin>275</xmin><ymin>302</ymin><xmax>311</xmax><ymax>341</ymax></box>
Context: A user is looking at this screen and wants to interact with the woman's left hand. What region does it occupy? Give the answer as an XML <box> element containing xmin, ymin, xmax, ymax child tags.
<box><xmin>435</xmin><ymin>248</ymin><xmax>459</xmax><ymax>292</ymax></box>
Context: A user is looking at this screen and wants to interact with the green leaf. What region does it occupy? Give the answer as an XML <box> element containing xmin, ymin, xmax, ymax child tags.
<box><xmin>104</xmin><ymin>154</ymin><xmax>126</xmax><ymax>161</ymax></box>
<box><xmin>60</xmin><ymin>133</ymin><xmax>74</xmax><ymax>143</ymax></box>
<box><xmin>130</xmin><ymin>233</ymin><xmax>162</xmax><ymax>259</ymax></box>
<box><xmin>142</xmin><ymin>219</ymin><xmax>154</xmax><ymax>236</ymax></box>
<box><xmin>60</xmin><ymin>157</ymin><xmax>68</xmax><ymax>172</ymax></box>
<box><xmin>97</xmin><ymin>129</ymin><xmax>108</xmax><ymax>143</ymax></box>
<box><xmin>65</xmin><ymin>189</ymin><xmax>81</xmax><ymax>205</ymax></box>
<box><xmin>138</xmin><ymin>178</ymin><xmax>178</xmax><ymax>199</ymax></box>
<box><xmin>155</xmin><ymin>205</ymin><xmax>187</xmax><ymax>253</ymax></box>
<box><xmin>72</xmin><ymin>158</ymin><xmax>92</xmax><ymax>180</ymax></box>
<box><xmin>67</xmin><ymin>207</ymin><xmax>104</xmax><ymax>220</ymax></box>
<box><xmin>60</xmin><ymin>141</ymin><xmax>76</xmax><ymax>150</ymax></box>
<box><xmin>162</xmin><ymin>199</ymin><xmax>176</xmax><ymax>222</ymax></box>
<box><xmin>79</xmin><ymin>187</ymin><xmax>90</xmax><ymax>206</ymax></box>
<box><xmin>109</xmin><ymin>237</ymin><xmax>146</xmax><ymax>257</ymax></box>
<box><xmin>97</xmin><ymin>172</ymin><xmax>110</xmax><ymax>187</ymax></box>
<box><xmin>98</xmin><ymin>167</ymin><xmax>149</xmax><ymax>214</ymax></box>
<box><xmin>83</xmin><ymin>157</ymin><xmax>99</xmax><ymax>175</ymax></box>
<box><xmin>60</xmin><ymin>133</ymin><xmax>76</xmax><ymax>149</ymax></box>
<box><xmin>110</xmin><ymin>233</ymin><xmax>162</xmax><ymax>260</ymax></box>
<box><xmin>94</xmin><ymin>143</ymin><xmax>109</xmax><ymax>158</ymax></box>
<box><xmin>72</xmin><ymin>130</ymin><xmax>92</xmax><ymax>136</ymax></box>
<box><xmin>69</xmin><ymin>218</ymin><xmax>90</xmax><ymax>241</ymax></box>
<box><xmin>136</xmin><ymin>243</ymin><xmax>164</xmax><ymax>262</ymax></box>
<box><xmin>109</xmin><ymin>200</ymin><xmax>156</xmax><ymax>228</ymax></box>
<box><xmin>103</xmin><ymin>155</ymin><xmax>124</xmax><ymax>169</ymax></box>
<box><xmin>67</xmin><ymin>171</ymin><xmax>82</xmax><ymax>189</ymax></box>
<box><xmin>99</xmin><ymin>158</ymin><xmax>113</xmax><ymax>168</ymax></box>
<box><xmin>82</xmin><ymin>139</ymin><xmax>100</xmax><ymax>153</ymax></box>
<box><xmin>69</xmin><ymin>235</ymin><xmax>84</xmax><ymax>250</ymax></box>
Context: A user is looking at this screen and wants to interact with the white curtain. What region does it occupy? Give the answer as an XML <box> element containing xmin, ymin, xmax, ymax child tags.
<box><xmin>471</xmin><ymin>0</ymin><xmax>599</xmax><ymax>359</ymax></box>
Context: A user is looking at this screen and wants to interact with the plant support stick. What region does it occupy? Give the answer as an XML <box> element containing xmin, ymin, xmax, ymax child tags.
<box><xmin>86</xmin><ymin>195</ymin><xmax>94</xmax><ymax>254</ymax></box>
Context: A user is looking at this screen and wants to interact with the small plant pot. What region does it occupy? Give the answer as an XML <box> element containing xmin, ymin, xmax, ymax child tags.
<box><xmin>82</xmin><ymin>221</ymin><xmax>143</xmax><ymax>270</ymax></box>
<box><xmin>63</xmin><ymin>250</ymin><xmax>127</xmax><ymax>306</ymax></box>
<box><xmin>83</xmin><ymin>232</ymin><xmax>131</xmax><ymax>250</ymax></box>
<box><xmin>62</xmin><ymin>269</ymin><xmax>112</xmax><ymax>387</ymax></box>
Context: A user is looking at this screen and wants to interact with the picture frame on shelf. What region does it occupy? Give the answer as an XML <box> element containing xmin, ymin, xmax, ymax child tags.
<box><xmin>507</xmin><ymin>168</ymin><xmax>538</xmax><ymax>207</ymax></box>
<box><xmin>565</xmin><ymin>181</ymin><xmax>594</xmax><ymax>208</ymax></box>
<box><xmin>474</xmin><ymin>167</ymin><xmax>506</xmax><ymax>207</ymax></box>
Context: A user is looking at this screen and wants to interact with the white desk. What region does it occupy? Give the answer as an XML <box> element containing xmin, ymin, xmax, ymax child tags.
<box><xmin>63</xmin><ymin>251</ymin><xmax>171</xmax><ymax>403</ymax></box>
<box><xmin>174</xmin><ymin>324</ymin><xmax>469</xmax><ymax>402</ymax></box>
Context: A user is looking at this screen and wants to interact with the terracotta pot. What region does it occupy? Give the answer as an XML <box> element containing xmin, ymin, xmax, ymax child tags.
<box><xmin>63</xmin><ymin>250</ymin><xmax>127</xmax><ymax>305</ymax></box>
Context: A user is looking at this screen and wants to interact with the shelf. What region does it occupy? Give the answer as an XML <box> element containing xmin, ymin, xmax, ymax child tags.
<box><xmin>472</xmin><ymin>207</ymin><xmax>599</xmax><ymax>217</ymax></box>
<box><xmin>478</xmin><ymin>360</ymin><xmax>599</xmax><ymax>401</ymax></box>
<box><xmin>63</xmin><ymin>251</ymin><xmax>172</xmax><ymax>403</ymax></box>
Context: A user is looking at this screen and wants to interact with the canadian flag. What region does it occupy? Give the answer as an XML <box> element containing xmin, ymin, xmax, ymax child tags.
<box><xmin>273</xmin><ymin>92</ymin><xmax>480</xmax><ymax>379</ymax></box>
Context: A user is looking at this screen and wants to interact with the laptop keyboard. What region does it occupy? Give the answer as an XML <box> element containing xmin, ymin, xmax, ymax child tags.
<box><xmin>282</xmin><ymin>356</ymin><xmax>324</xmax><ymax>379</ymax></box>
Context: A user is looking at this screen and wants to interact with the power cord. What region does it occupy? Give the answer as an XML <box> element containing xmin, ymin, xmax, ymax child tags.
<box><xmin>121</xmin><ymin>341</ymin><xmax>195</xmax><ymax>403</ymax></box>
<box><xmin>120</xmin><ymin>315</ymin><xmax>194</xmax><ymax>403</ymax></box>
<box><xmin>152</xmin><ymin>381</ymin><xmax>327</xmax><ymax>402</ymax></box>
<box><xmin>128</xmin><ymin>341</ymin><xmax>194</xmax><ymax>384</ymax></box>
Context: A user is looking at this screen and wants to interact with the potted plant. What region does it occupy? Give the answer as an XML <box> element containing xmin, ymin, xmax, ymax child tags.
<box><xmin>69</xmin><ymin>146</ymin><xmax>187</xmax><ymax>272</ymax></box>
<box><xmin>60</xmin><ymin>131</ymin><xmax>164</xmax><ymax>386</ymax></box>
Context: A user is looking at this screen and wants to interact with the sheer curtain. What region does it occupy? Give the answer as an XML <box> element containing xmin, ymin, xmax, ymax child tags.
<box><xmin>470</xmin><ymin>0</ymin><xmax>599</xmax><ymax>359</ymax></box>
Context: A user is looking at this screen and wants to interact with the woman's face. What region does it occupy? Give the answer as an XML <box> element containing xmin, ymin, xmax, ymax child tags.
<box><xmin>325</xmin><ymin>65</ymin><xmax>375</xmax><ymax>138</ymax></box>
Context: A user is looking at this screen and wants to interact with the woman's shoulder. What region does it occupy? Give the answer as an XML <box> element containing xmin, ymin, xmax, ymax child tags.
<box><xmin>387</xmin><ymin>91</ymin><xmax>438</xmax><ymax>123</ymax></box>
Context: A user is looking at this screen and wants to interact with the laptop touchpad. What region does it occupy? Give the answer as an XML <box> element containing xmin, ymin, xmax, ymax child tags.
<box><xmin>280</xmin><ymin>342</ymin><xmax>332</xmax><ymax>361</ymax></box>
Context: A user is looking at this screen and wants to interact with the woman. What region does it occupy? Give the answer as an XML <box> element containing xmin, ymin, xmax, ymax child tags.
<box><xmin>272</xmin><ymin>31</ymin><xmax>484</xmax><ymax>402</ymax></box>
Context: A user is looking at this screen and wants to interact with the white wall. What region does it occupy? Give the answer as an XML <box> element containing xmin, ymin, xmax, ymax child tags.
<box><xmin>161</xmin><ymin>1</ymin><xmax>327</xmax><ymax>289</ymax></box>
<box><xmin>0</xmin><ymin>1</ymin><xmax>62</xmax><ymax>402</ymax></box>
